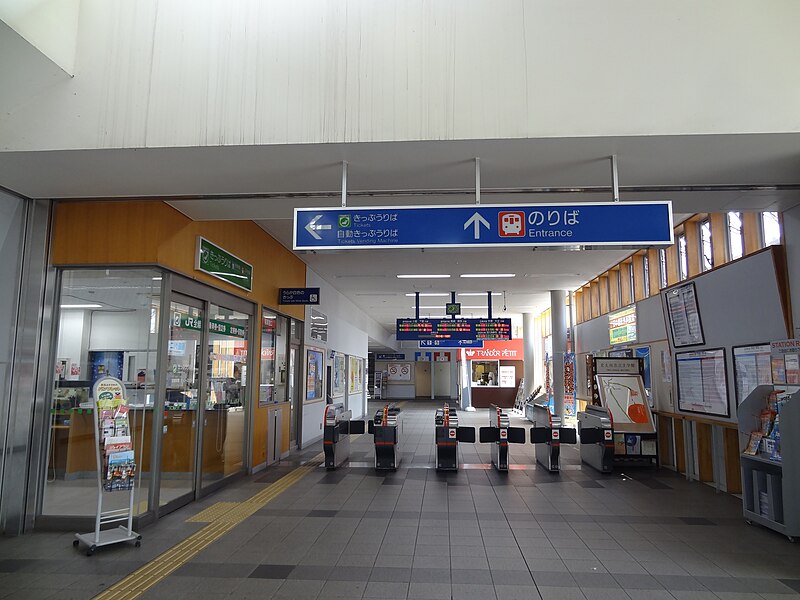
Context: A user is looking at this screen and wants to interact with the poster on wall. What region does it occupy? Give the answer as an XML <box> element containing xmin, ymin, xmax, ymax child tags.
<box><xmin>348</xmin><ymin>356</ymin><xmax>363</xmax><ymax>394</ymax></box>
<box><xmin>499</xmin><ymin>366</ymin><xmax>516</xmax><ymax>388</ymax></box>
<box><xmin>733</xmin><ymin>343</ymin><xmax>772</xmax><ymax>404</ymax></box>
<box><xmin>306</xmin><ymin>349</ymin><xmax>324</xmax><ymax>402</ymax></box>
<box><xmin>357</xmin><ymin>358</ymin><xmax>364</xmax><ymax>392</ymax></box>
<box><xmin>635</xmin><ymin>347</ymin><xmax>652</xmax><ymax>390</ymax></box>
<box><xmin>769</xmin><ymin>339</ymin><xmax>800</xmax><ymax>385</ymax></box>
<box><xmin>595</xmin><ymin>374</ymin><xmax>654</xmax><ymax>431</ymax></box>
<box><xmin>665</xmin><ymin>282</ymin><xmax>705</xmax><ymax>347</ymax></box>
<box><xmin>608</xmin><ymin>306</ymin><xmax>637</xmax><ymax>346</ymax></box>
<box><xmin>332</xmin><ymin>353</ymin><xmax>346</xmax><ymax>397</ymax></box>
<box><xmin>676</xmin><ymin>348</ymin><xmax>729</xmax><ymax>417</ymax></box>
<box><xmin>386</xmin><ymin>362</ymin><xmax>412</xmax><ymax>381</ymax></box>
<box><xmin>564</xmin><ymin>353</ymin><xmax>576</xmax><ymax>418</ymax></box>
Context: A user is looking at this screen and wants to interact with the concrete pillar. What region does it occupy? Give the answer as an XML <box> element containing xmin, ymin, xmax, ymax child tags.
<box><xmin>522</xmin><ymin>312</ymin><xmax>537</xmax><ymax>398</ymax></box>
<box><xmin>550</xmin><ymin>290</ymin><xmax>568</xmax><ymax>418</ymax></box>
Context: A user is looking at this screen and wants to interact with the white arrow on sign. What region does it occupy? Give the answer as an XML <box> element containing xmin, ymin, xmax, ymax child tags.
<box><xmin>463</xmin><ymin>212</ymin><xmax>490</xmax><ymax>240</ymax></box>
<box><xmin>305</xmin><ymin>215</ymin><xmax>332</xmax><ymax>240</ymax></box>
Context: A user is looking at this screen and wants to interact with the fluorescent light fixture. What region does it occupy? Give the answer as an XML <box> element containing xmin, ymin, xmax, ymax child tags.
<box><xmin>460</xmin><ymin>306</ymin><xmax>488</xmax><ymax>309</ymax></box>
<box><xmin>60</xmin><ymin>304</ymin><xmax>102</xmax><ymax>309</ymax></box>
<box><xmin>458</xmin><ymin>292</ymin><xmax>502</xmax><ymax>296</ymax></box>
<box><xmin>404</xmin><ymin>293</ymin><xmax>450</xmax><ymax>297</ymax></box>
<box><xmin>152</xmin><ymin>276</ymin><xmax>162</xmax><ymax>281</ymax></box>
<box><xmin>460</xmin><ymin>273</ymin><xmax>516</xmax><ymax>278</ymax></box>
<box><xmin>397</xmin><ymin>274</ymin><xmax>450</xmax><ymax>279</ymax></box>
<box><xmin>411</xmin><ymin>306</ymin><xmax>448</xmax><ymax>310</ymax></box>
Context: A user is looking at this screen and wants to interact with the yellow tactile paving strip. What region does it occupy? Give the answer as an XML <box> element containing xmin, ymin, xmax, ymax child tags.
<box><xmin>95</xmin><ymin>457</ymin><xmax>322</xmax><ymax>600</ymax></box>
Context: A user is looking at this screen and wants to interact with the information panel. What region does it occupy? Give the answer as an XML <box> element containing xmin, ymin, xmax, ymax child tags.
<box><xmin>665</xmin><ymin>282</ymin><xmax>705</xmax><ymax>347</ymax></box>
<box><xmin>676</xmin><ymin>348</ymin><xmax>729</xmax><ymax>417</ymax></box>
<box><xmin>733</xmin><ymin>343</ymin><xmax>772</xmax><ymax>404</ymax></box>
<box><xmin>396</xmin><ymin>318</ymin><xmax>512</xmax><ymax>341</ymax></box>
<box><xmin>608</xmin><ymin>306</ymin><xmax>637</xmax><ymax>346</ymax></box>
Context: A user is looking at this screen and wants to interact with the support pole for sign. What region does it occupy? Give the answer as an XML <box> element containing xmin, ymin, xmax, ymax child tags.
<box><xmin>487</xmin><ymin>291</ymin><xmax>493</xmax><ymax>319</ymax></box>
<box><xmin>451</xmin><ymin>291</ymin><xmax>456</xmax><ymax>319</ymax></box>
<box><xmin>415</xmin><ymin>292</ymin><xmax>420</xmax><ymax>320</ymax></box>
<box><xmin>610</xmin><ymin>155</ymin><xmax>620</xmax><ymax>202</ymax></box>
<box><xmin>475</xmin><ymin>157</ymin><xmax>481</xmax><ymax>205</ymax></box>
<box><xmin>341</xmin><ymin>161</ymin><xmax>348</xmax><ymax>207</ymax></box>
<box><xmin>550</xmin><ymin>290</ymin><xmax>567</xmax><ymax>419</ymax></box>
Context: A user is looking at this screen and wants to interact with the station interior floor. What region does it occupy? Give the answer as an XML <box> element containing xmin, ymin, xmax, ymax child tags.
<box><xmin>1</xmin><ymin>401</ymin><xmax>799</xmax><ymax>600</ymax></box>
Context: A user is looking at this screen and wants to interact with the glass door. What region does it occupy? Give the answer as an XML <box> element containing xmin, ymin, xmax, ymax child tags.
<box><xmin>160</xmin><ymin>295</ymin><xmax>204</xmax><ymax>507</ymax></box>
<box><xmin>200</xmin><ymin>303</ymin><xmax>249</xmax><ymax>489</ymax></box>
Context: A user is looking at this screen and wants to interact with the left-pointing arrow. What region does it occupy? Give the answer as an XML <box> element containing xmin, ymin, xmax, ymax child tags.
<box><xmin>305</xmin><ymin>215</ymin><xmax>331</xmax><ymax>240</ymax></box>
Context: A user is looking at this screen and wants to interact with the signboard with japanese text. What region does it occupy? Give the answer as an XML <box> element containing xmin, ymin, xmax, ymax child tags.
<box><xmin>195</xmin><ymin>237</ymin><xmax>253</xmax><ymax>291</ymax></box>
<box><xmin>293</xmin><ymin>202</ymin><xmax>673</xmax><ymax>250</ymax></box>
<box><xmin>397</xmin><ymin>318</ymin><xmax>511</xmax><ymax>341</ymax></box>
<box><xmin>608</xmin><ymin>306</ymin><xmax>637</xmax><ymax>346</ymax></box>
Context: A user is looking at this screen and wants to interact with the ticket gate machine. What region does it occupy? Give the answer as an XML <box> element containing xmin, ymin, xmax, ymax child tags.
<box><xmin>434</xmin><ymin>404</ymin><xmax>475</xmax><ymax>471</ymax></box>
<box><xmin>323</xmin><ymin>403</ymin><xmax>366</xmax><ymax>470</ymax></box>
<box><xmin>367</xmin><ymin>405</ymin><xmax>403</xmax><ymax>470</ymax></box>
<box><xmin>529</xmin><ymin>402</ymin><xmax>577</xmax><ymax>472</ymax></box>
<box><xmin>577</xmin><ymin>406</ymin><xmax>615</xmax><ymax>473</ymax></box>
<box><xmin>479</xmin><ymin>405</ymin><xmax>526</xmax><ymax>471</ymax></box>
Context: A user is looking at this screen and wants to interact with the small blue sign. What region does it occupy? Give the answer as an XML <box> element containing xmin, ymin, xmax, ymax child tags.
<box><xmin>376</xmin><ymin>353</ymin><xmax>405</xmax><ymax>360</ymax></box>
<box><xmin>279</xmin><ymin>287</ymin><xmax>320</xmax><ymax>305</ymax></box>
<box><xmin>294</xmin><ymin>201</ymin><xmax>673</xmax><ymax>250</ymax></box>
<box><xmin>419</xmin><ymin>339</ymin><xmax>484</xmax><ymax>348</ymax></box>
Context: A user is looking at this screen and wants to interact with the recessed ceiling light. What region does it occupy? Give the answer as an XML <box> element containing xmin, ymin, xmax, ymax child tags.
<box><xmin>397</xmin><ymin>274</ymin><xmax>450</xmax><ymax>279</ymax></box>
<box><xmin>404</xmin><ymin>293</ymin><xmax>450</xmax><ymax>297</ymax></box>
<box><xmin>60</xmin><ymin>304</ymin><xmax>102</xmax><ymax>309</ymax></box>
<box><xmin>460</xmin><ymin>273</ymin><xmax>516</xmax><ymax>278</ymax></box>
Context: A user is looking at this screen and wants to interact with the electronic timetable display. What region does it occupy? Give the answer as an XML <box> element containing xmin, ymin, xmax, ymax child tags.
<box><xmin>396</xmin><ymin>318</ymin><xmax>512</xmax><ymax>341</ymax></box>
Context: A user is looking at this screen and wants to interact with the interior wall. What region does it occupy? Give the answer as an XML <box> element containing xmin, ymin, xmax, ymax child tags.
<box><xmin>3</xmin><ymin>0</ymin><xmax>799</xmax><ymax>152</ymax></box>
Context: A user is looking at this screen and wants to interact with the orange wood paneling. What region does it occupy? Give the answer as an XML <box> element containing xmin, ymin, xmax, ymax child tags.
<box><xmin>598</xmin><ymin>276</ymin><xmax>610</xmax><ymax>315</ymax></box>
<box><xmin>647</xmin><ymin>248</ymin><xmax>661</xmax><ymax>293</ymax></box>
<box><xmin>582</xmin><ymin>287</ymin><xmax>591</xmax><ymax>322</ymax></box>
<box><xmin>590</xmin><ymin>281</ymin><xmax>600</xmax><ymax>319</ymax></box>
<box><xmin>665</xmin><ymin>243</ymin><xmax>680</xmax><ymax>286</ymax></box>
<box><xmin>743</xmin><ymin>212</ymin><xmax>762</xmax><ymax>255</ymax></box>
<box><xmin>619</xmin><ymin>261</ymin><xmax>633</xmax><ymax>306</ymax></box>
<box><xmin>709</xmin><ymin>213</ymin><xmax>728</xmax><ymax>268</ymax></box>
<box><xmin>575</xmin><ymin>290</ymin><xmax>584</xmax><ymax>323</ymax></box>
<box><xmin>685</xmin><ymin>218</ymin><xmax>702</xmax><ymax>278</ymax></box>
<box><xmin>608</xmin><ymin>269</ymin><xmax>621</xmax><ymax>311</ymax></box>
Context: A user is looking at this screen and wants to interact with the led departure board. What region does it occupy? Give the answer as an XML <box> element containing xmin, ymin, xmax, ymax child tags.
<box><xmin>396</xmin><ymin>318</ymin><xmax>512</xmax><ymax>341</ymax></box>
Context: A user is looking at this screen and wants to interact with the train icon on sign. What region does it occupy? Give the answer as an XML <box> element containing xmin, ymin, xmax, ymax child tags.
<box><xmin>498</xmin><ymin>212</ymin><xmax>525</xmax><ymax>237</ymax></box>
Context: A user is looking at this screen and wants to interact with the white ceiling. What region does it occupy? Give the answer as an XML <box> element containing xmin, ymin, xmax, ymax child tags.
<box><xmin>2</xmin><ymin>133</ymin><xmax>800</xmax><ymax>338</ymax></box>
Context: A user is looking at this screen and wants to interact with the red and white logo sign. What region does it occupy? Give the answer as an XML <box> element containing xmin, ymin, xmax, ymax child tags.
<box><xmin>604</xmin><ymin>430</ymin><xmax>613</xmax><ymax>440</ymax></box>
<box><xmin>552</xmin><ymin>429</ymin><xmax>560</xmax><ymax>440</ymax></box>
<box><xmin>498</xmin><ymin>212</ymin><xmax>525</xmax><ymax>237</ymax></box>
<box><xmin>499</xmin><ymin>429</ymin><xmax>508</xmax><ymax>439</ymax></box>
<box><xmin>449</xmin><ymin>428</ymin><xmax>457</xmax><ymax>439</ymax></box>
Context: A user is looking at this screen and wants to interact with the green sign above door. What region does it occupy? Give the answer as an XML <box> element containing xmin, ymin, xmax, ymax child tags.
<box><xmin>195</xmin><ymin>236</ymin><xmax>253</xmax><ymax>292</ymax></box>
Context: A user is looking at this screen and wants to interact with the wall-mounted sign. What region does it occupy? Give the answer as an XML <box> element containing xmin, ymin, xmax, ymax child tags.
<box><xmin>279</xmin><ymin>287</ymin><xmax>320</xmax><ymax>305</ymax></box>
<box><xmin>386</xmin><ymin>362</ymin><xmax>412</xmax><ymax>381</ymax></box>
<box><xmin>397</xmin><ymin>318</ymin><xmax>511</xmax><ymax>341</ymax></box>
<box><xmin>377</xmin><ymin>353</ymin><xmax>405</xmax><ymax>360</ymax></box>
<box><xmin>769</xmin><ymin>339</ymin><xmax>800</xmax><ymax>385</ymax></box>
<box><xmin>462</xmin><ymin>339</ymin><xmax>524</xmax><ymax>360</ymax></box>
<box><xmin>195</xmin><ymin>237</ymin><xmax>253</xmax><ymax>292</ymax></box>
<box><xmin>309</xmin><ymin>308</ymin><xmax>328</xmax><ymax>342</ymax></box>
<box><xmin>665</xmin><ymin>282</ymin><xmax>704</xmax><ymax>347</ymax></box>
<box><xmin>499</xmin><ymin>366</ymin><xmax>516</xmax><ymax>388</ymax></box>
<box><xmin>445</xmin><ymin>303</ymin><xmax>461</xmax><ymax>316</ymax></box>
<box><xmin>608</xmin><ymin>306</ymin><xmax>637</xmax><ymax>346</ymax></box>
<box><xmin>294</xmin><ymin>201</ymin><xmax>673</xmax><ymax>250</ymax></box>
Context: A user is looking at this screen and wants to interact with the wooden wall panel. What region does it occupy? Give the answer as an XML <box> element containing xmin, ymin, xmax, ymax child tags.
<box><xmin>609</xmin><ymin>269</ymin><xmax>621</xmax><ymax>311</ymax></box>
<box><xmin>598</xmin><ymin>276</ymin><xmax>610</xmax><ymax>314</ymax></box>
<box><xmin>620</xmin><ymin>261</ymin><xmax>632</xmax><ymax>306</ymax></box>
<box><xmin>710</xmin><ymin>212</ymin><xmax>728</xmax><ymax>267</ymax></box>
<box><xmin>724</xmin><ymin>428</ymin><xmax>742</xmax><ymax>494</ymax></box>
<box><xmin>743</xmin><ymin>212</ymin><xmax>762</xmax><ymax>255</ymax></box>
<box><xmin>582</xmin><ymin>287</ymin><xmax>591</xmax><ymax>322</ymax></box>
<box><xmin>685</xmin><ymin>219</ymin><xmax>701</xmax><ymax>278</ymax></box>
<box><xmin>632</xmin><ymin>253</ymin><xmax>646</xmax><ymax>302</ymax></box>
<box><xmin>647</xmin><ymin>248</ymin><xmax>661</xmax><ymax>294</ymax></box>
<box><xmin>666</xmin><ymin>244</ymin><xmax>680</xmax><ymax>286</ymax></box>
<box><xmin>696</xmin><ymin>422</ymin><xmax>714</xmax><ymax>482</ymax></box>
<box><xmin>590</xmin><ymin>281</ymin><xmax>600</xmax><ymax>319</ymax></box>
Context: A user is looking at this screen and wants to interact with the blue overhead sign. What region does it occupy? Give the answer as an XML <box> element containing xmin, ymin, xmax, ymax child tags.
<box><xmin>293</xmin><ymin>201</ymin><xmax>673</xmax><ymax>250</ymax></box>
<box><xmin>279</xmin><ymin>287</ymin><xmax>320</xmax><ymax>305</ymax></box>
<box><xmin>419</xmin><ymin>339</ymin><xmax>484</xmax><ymax>348</ymax></box>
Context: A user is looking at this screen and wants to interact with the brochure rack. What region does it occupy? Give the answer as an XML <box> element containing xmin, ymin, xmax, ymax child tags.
<box><xmin>74</xmin><ymin>377</ymin><xmax>141</xmax><ymax>555</ymax></box>
<box><xmin>738</xmin><ymin>385</ymin><xmax>799</xmax><ymax>541</ymax></box>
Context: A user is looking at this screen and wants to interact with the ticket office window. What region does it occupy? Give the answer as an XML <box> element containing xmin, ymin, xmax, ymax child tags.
<box><xmin>471</xmin><ymin>360</ymin><xmax>499</xmax><ymax>387</ymax></box>
<box><xmin>43</xmin><ymin>268</ymin><xmax>162</xmax><ymax>517</ymax></box>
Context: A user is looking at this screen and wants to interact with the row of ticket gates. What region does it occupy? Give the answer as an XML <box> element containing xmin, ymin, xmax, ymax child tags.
<box><xmin>323</xmin><ymin>402</ymin><xmax>617</xmax><ymax>473</ymax></box>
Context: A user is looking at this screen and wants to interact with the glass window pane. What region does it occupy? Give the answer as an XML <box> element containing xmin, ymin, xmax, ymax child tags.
<box><xmin>44</xmin><ymin>268</ymin><xmax>161</xmax><ymax>517</ymax></box>
<box><xmin>260</xmin><ymin>310</ymin><xmax>278</xmax><ymax>405</ymax></box>
<box><xmin>762</xmin><ymin>211</ymin><xmax>781</xmax><ymax>247</ymax></box>
<box><xmin>728</xmin><ymin>211</ymin><xmax>743</xmax><ymax>260</ymax></box>
<box><xmin>628</xmin><ymin>263</ymin><xmax>634</xmax><ymax>302</ymax></box>
<box><xmin>659</xmin><ymin>248</ymin><xmax>667</xmax><ymax>288</ymax></box>
<box><xmin>700</xmin><ymin>220</ymin><xmax>713</xmax><ymax>271</ymax></box>
<box><xmin>643</xmin><ymin>255</ymin><xmax>650</xmax><ymax>297</ymax></box>
<box><xmin>678</xmin><ymin>235</ymin><xmax>688</xmax><ymax>280</ymax></box>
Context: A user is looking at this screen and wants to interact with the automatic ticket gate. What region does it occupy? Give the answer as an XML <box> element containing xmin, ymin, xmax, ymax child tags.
<box><xmin>367</xmin><ymin>404</ymin><xmax>403</xmax><ymax>470</ymax></box>
<box><xmin>323</xmin><ymin>403</ymin><xmax>366</xmax><ymax>470</ymax></box>
<box><xmin>577</xmin><ymin>405</ymin><xmax>614</xmax><ymax>473</ymax></box>
<box><xmin>434</xmin><ymin>404</ymin><xmax>475</xmax><ymax>471</ymax></box>
<box><xmin>529</xmin><ymin>402</ymin><xmax>577</xmax><ymax>472</ymax></box>
<box><xmin>479</xmin><ymin>405</ymin><xmax>526</xmax><ymax>471</ymax></box>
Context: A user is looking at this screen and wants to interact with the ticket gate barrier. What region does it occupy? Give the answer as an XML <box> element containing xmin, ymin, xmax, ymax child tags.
<box><xmin>434</xmin><ymin>404</ymin><xmax>475</xmax><ymax>471</ymax></box>
<box><xmin>529</xmin><ymin>402</ymin><xmax>577</xmax><ymax>472</ymax></box>
<box><xmin>479</xmin><ymin>405</ymin><xmax>526</xmax><ymax>472</ymax></box>
<box><xmin>323</xmin><ymin>403</ymin><xmax>366</xmax><ymax>470</ymax></box>
<box><xmin>577</xmin><ymin>406</ymin><xmax>614</xmax><ymax>473</ymax></box>
<box><xmin>367</xmin><ymin>404</ymin><xmax>403</xmax><ymax>471</ymax></box>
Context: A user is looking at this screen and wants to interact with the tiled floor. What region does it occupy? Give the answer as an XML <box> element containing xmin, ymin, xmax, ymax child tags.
<box><xmin>1</xmin><ymin>401</ymin><xmax>799</xmax><ymax>600</ymax></box>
